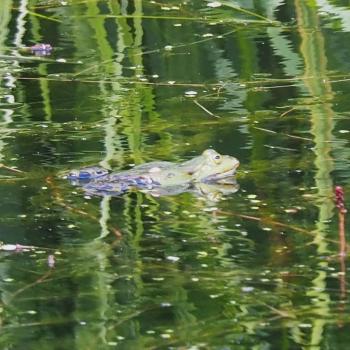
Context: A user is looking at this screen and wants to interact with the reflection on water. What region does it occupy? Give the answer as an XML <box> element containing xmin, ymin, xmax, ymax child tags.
<box><xmin>1</xmin><ymin>0</ymin><xmax>350</xmax><ymax>349</ymax></box>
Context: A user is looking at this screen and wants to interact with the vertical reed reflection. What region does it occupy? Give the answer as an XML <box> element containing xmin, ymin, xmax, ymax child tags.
<box><xmin>294</xmin><ymin>0</ymin><xmax>335</xmax><ymax>347</ymax></box>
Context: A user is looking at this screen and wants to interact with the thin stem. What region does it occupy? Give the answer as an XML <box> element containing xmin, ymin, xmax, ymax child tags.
<box><xmin>193</xmin><ymin>99</ymin><xmax>221</xmax><ymax>118</ymax></box>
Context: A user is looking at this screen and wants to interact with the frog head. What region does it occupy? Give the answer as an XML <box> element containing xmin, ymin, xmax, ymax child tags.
<box><xmin>189</xmin><ymin>149</ymin><xmax>239</xmax><ymax>182</ymax></box>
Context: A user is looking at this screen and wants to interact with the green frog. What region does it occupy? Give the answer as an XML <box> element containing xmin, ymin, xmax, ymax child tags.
<box><xmin>66</xmin><ymin>149</ymin><xmax>239</xmax><ymax>197</ymax></box>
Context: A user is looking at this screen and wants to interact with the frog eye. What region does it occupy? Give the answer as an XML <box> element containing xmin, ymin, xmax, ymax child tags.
<box><xmin>213</xmin><ymin>154</ymin><xmax>222</xmax><ymax>164</ymax></box>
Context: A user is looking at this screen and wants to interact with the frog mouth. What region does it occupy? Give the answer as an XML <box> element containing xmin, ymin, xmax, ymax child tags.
<box><xmin>202</xmin><ymin>167</ymin><xmax>238</xmax><ymax>182</ymax></box>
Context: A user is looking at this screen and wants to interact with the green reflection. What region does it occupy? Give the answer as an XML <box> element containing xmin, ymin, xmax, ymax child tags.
<box><xmin>1</xmin><ymin>0</ymin><xmax>350</xmax><ymax>349</ymax></box>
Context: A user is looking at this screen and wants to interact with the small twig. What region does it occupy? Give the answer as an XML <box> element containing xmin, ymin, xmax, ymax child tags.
<box><xmin>253</xmin><ymin>126</ymin><xmax>313</xmax><ymax>142</ymax></box>
<box><xmin>217</xmin><ymin>210</ymin><xmax>310</xmax><ymax>233</ymax></box>
<box><xmin>0</xmin><ymin>163</ymin><xmax>24</xmax><ymax>174</ymax></box>
<box><xmin>264</xmin><ymin>144</ymin><xmax>297</xmax><ymax>152</ymax></box>
<box><xmin>193</xmin><ymin>99</ymin><xmax>221</xmax><ymax>118</ymax></box>
<box><xmin>6</xmin><ymin>270</ymin><xmax>53</xmax><ymax>305</ymax></box>
<box><xmin>259</xmin><ymin>301</ymin><xmax>296</xmax><ymax>318</ymax></box>
<box><xmin>280</xmin><ymin>107</ymin><xmax>295</xmax><ymax>118</ymax></box>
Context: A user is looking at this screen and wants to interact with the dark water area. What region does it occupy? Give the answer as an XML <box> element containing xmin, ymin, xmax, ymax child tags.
<box><xmin>1</xmin><ymin>0</ymin><xmax>350</xmax><ymax>349</ymax></box>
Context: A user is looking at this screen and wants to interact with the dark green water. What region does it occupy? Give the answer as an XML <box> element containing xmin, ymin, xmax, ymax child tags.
<box><xmin>1</xmin><ymin>0</ymin><xmax>350</xmax><ymax>349</ymax></box>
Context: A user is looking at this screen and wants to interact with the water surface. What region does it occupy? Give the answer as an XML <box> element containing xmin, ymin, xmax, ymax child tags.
<box><xmin>1</xmin><ymin>0</ymin><xmax>350</xmax><ymax>349</ymax></box>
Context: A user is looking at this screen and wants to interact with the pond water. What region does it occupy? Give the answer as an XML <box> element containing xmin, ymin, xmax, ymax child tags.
<box><xmin>1</xmin><ymin>0</ymin><xmax>350</xmax><ymax>349</ymax></box>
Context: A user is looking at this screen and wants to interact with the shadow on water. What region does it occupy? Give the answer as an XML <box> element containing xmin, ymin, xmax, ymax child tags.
<box><xmin>1</xmin><ymin>0</ymin><xmax>350</xmax><ymax>349</ymax></box>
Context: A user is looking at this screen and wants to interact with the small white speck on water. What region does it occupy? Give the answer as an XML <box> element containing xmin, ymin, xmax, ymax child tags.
<box><xmin>262</xmin><ymin>227</ymin><xmax>272</xmax><ymax>231</ymax></box>
<box><xmin>41</xmin><ymin>186</ymin><xmax>48</xmax><ymax>190</ymax></box>
<box><xmin>174</xmin><ymin>23</ymin><xmax>182</xmax><ymax>27</ymax></box>
<box><xmin>210</xmin><ymin>294</ymin><xmax>220</xmax><ymax>299</ymax></box>
<box><xmin>56</xmin><ymin>58</ymin><xmax>66</xmax><ymax>63</ymax></box>
<box><xmin>164</xmin><ymin>45</ymin><xmax>173</xmax><ymax>51</ymax></box>
<box><xmin>18</xmin><ymin>214</ymin><xmax>27</xmax><ymax>218</ymax></box>
<box><xmin>247</xmin><ymin>194</ymin><xmax>257</xmax><ymax>199</ymax></box>
<box><xmin>160</xmin><ymin>334</ymin><xmax>171</xmax><ymax>339</ymax></box>
<box><xmin>166</xmin><ymin>256</ymin><xmax>180</xmax><ymax>262</ymax></box>
<box><xmin>80</xmin><ymin>321</ymin><xmax>87</xmax><ymax>325</ymax></box>
<box><xmin>26</xmin><ymin>310</ymin><xmax>37</xmax><ymax>315</ymax></box>
<box><xmin>284</xmin><ymin>208</ymin><xmax>298</xmax><ymax>214</ymax></box>
<box><xmin>164</xmin><ymin>211</ymin><xmax>171</xmax><ymax>215</ymax></box>
<box><xmin>184</xmin><ymin>90</ymin><xmax>198</xmax><ymax>97</ymax></box>
<box><xmin>152</xmin><ymin>74</ymin><xmax>159</xmax><ymax>78</ymax></box>
<box><xmin>191</xmin><ymin>277</ymin><xmax>199</xmax><ymax>282</ymax></box>
<box><xmin>117</xmin><ymin>336</ymin><xmax>125</xmax><ymax>340</ymax></box>
<box><xmin>146</xmin><ymin>330</ymin><xmax>156</xmax><ymax>334</ymax></box>
<box><xmin>242</xmin><ymin>286</ymin><xmax>254</xmax><ymax>292</ymax></box>
<box><xmin>68</xmin><ymin>224</ymin><xmax>76</xmax><ymax>229</ymax></box>
<box><xmin>168</xmin><ymin>81</ymin><xmax>176</xmax><ymax>85</ymax></box>
<box><xmin>3</xmin><ymin>278</ymin><xmax>14</xmax><ymax>282</ymax></box>
<box><xmin>339</xmin><ymin>130</ymin><xmax>349</xmax><ymax>133</ymax></box>
<box><xmin>197</xmin><ymin>251</ymin><xmax>208</xmax><ymax>257</ymax></box>
<box><xmin>203</xmin><ymin>207</ymin><xmax>218</xmax><ymax>212</ymax></box>
<box><xmin>107</xmin><ymin>342</ymin><xmax>118</xmax><ymax>346</ymax></box>
<box><xmin>299</xmin><ymin>323</ymin><xmax>312</xmax><ymax>328</ymax></box>
<box><xmin>202</xmin><ymin>33</ymin><xmax>214</xmax><ymax>37</ymax></box>
<box><xmin>161</xmin><ymin>302</ymin><xmax>172</xmax><ymax>307</ymax></box>
<box><xmin>207</xmin><ymin>1</ymin><xmax>222</xmax><ymax>7</ymax></box>
<box><xmin>152</xmin><ymin>277</ymin><xmax>164</xmax><ymax>281</ymax></box>
<box><xmin>201</xmin><ymin>264</ymin><xmax>208</xmax><ymax>268</ymax></box>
